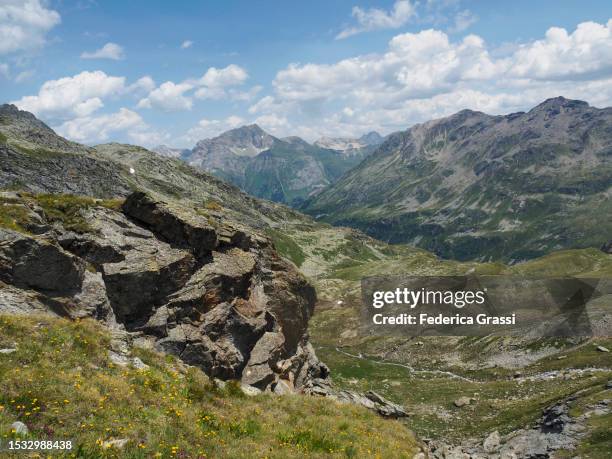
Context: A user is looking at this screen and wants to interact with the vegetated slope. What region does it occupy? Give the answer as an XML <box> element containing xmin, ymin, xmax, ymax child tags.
<box><xmin>0</xmin><ymin>315</ymin><xmax>421</xmax><ymax>458</ymax></box>
<box><xmin>185</xmin><ymin>124</ymin><xmax>378</xmax><ymax>207</ymax></box>
<box><xmin>303</xmin><ymin>97</ymin><xmax>612</xmax><ymax>262</ymax></box>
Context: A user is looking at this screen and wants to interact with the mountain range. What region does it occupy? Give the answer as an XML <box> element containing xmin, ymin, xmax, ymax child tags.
<box><xmin>155</xmin><ymin>125</ymin><xmax>383</xmax><ymax>207</ymax></box>
<box><xmin>302</xmin><ymin>97</ymin><xmax>612</xmax><ymax>262</ymax></box>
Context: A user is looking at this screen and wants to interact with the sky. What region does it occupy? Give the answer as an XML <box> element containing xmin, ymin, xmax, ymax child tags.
<box><xmin>1</xmin><ymin>0</ymin><xmax>611</xmax><ymax>148</ymax></box>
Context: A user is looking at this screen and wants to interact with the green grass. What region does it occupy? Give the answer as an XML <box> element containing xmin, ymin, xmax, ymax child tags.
<box><xmin>0</xmin><ymin>315</ymin><xmax>422</xmax><ymax>458</ymax></box>
<box><xmin>0</xmin><ymin>196</ymin><xmax>32</xmax><ymax>233</ymax></box>
<box><xmin>266</xmin><ymin>229</ymin><xmax>307</xmax><ymax>267</ymax></box>
<box><xmin>0</xmin><ymin>194</ymin><xmax>124</xmax><ymax>235</ymax></box>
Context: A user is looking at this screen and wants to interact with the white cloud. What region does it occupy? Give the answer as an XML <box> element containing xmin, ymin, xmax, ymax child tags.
<box><xmin>0</xmin><ymin>0</ymin><xmax>60</xmax><ymax>55</ymax></box>
<box><xmin>12</xmin><ymin>70</ymin><xmax>127</xmax><ymax>120</ymax></box>
<box><xmin>229</xmin><ymin>85</ymin><xmax>262</xmax><ymax>102</ymax></box>
<box><xmin>137</xmin><ymin>81</ymin><xmax>194</xmax><ymax>111</ymax></box>
<box><xmin>180</xmin><ymin>40</ymin><xmax>193</xmax><ymax>49</ymax></box>
<box><xmin>198</xmin><ymin>64</ymin><xmax>248</xmax><ymax>88</ymax></box>
<box><xmin>510</xmin><ymin>20</ymin><xmax>612</xmax><ymax>80</ymax></box>
<box><xmin>127</xmin><ymin>75</ymin><xmax>155</xmax><ymax>93</ymax></box>
<box><xmin>81</xmin><ymin>42</ymin><xmax>125</xmax><ymax>60</ymax></box>
<box><xmin>337</xmin><ymin>0</ymin><xmax>415</xmax><ymax>39</ymax></box>
<box><xmin>140</xmin><ymin>64</ymin><xmax>250</xmax><ymax>110</ymax></box>
<box><xmin>183</xmin><ymin>116</ymin><xmax>245</xmax><ymax>143</ymax></box>
<box><xmin>55</xmin><ymin>108</ymin><xmax>146</xmax><ymax>143</ymax></box>
<box><xmin>251</xmin><ymin>20</ymin><xmax>612</xmax><ymax>139</ymax></box>
<box><xmin>448</xmin><ymin>9</ymin><xmax>478</xmax><ymax>33</ymax></box>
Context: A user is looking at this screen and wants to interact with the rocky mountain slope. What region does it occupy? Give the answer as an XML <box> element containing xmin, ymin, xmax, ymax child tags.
<box><xmin>303</xmin><ymin>97</ymin><xmax>612</xmax><ymax>262</ymax></box>
<box><xmin>182</xmin><ymin>124</ymin><xmax>376</xmax><ymax>206</ymax></box>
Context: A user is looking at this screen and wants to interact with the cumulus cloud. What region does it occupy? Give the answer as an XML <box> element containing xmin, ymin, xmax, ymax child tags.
<box><xmin>337</xmin><ymin>0</ymin><xmax>415</xmax><ymax>39</ymax></box>
<box><xmin>137</xmin><ymin>81</ymin><xmax>194</xmax><ymax>111</ymax></box>
<box><xmin>12</xmin><ymin>70</ymin><xmax>127</xmax><ymax>119</ymax></box>
<box><xmin>180</xmin><ymin>40</ymin><xmax>193</xmax><ymax>49</ymax></box>
<box><xmin>81</xmin><ymin>42</ymin><xmax>125</xmax><ymax>60</ymax></box>
<box><xmin>0</xmin><ymin>0</ymin><xmax>61</xmax><ymax>55</ymax></box>
<box><xmin>55</xmin><ymin>108</ymin><xmax>146</xmax><ymax>143</ymax></box>
<box><xmin>139</xmin><ymin>64</ymin><xmax>249</xmax><ymax>109</ymax></box>
<box><xmin>251</xmin><ymin>20</ymin><xmax>612</xmax><ymax>139</ymax></box>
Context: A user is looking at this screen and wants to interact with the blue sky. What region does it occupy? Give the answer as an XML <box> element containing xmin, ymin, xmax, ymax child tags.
<box><xmin>1</xmin><ymin>0</ymin><xmax>611</xmax><ymax>147</ymax></box>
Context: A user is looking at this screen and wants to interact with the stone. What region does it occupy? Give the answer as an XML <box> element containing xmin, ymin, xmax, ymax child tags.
<box><xmin>273</xmin><ymin>379</ymin><xmax>294</xmax><ymax>395</ymax></box>
<box><xmin>0</xmin><ymin>348</ymin><xmax>17</xmax><ymax>354</ymax></box>
<box><xmin>131</xmin><ymin>357</ymin><xmax>149</xmax><ymax>370</ymax></box>
<box><xmin>11</xmin><ymin>421</ymin><xmax>28</xmax><ymax>436</ymax></box>
<box><xmin>454</xmin><ymin>397</ymin><xmax>471</xmax><ymax>407</ymax></box>
<box><xmin>596</xmin><ymin>345</ymin><xmax>610</xmax><ymax>353</ymax></box>
<box><xmin>240</xmin><ymin>384</ymin><xmax>262</xmax><ymax>396</ymax></box>
<box><xmin>102</xmin><ymin>438</ymin><xmax>129</xmax><ymax>449</ymax></box>
<box><xmin>242</xmin><ymin>331</ymin><xmax>285</xmax><ymax>388</ymax></box>
<box><xmin>483</xmin><ymin>430</ymin><xmax>501</xmax><ymax>453</ymax></box>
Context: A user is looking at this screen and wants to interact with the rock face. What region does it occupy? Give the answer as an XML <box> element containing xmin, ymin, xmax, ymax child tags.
<box><xmin>304</xmin><ymin>97</ymin><xmax>612</xmax><ymax>262</ymax></box>
<box><xmin>0</xmin><ymin>192</ymin><xmax>324</xmax><ymax>391</ymax></box>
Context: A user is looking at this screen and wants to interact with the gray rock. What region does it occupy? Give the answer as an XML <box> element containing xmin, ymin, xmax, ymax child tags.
<box><xmin>483</xmin><ymin>431</ymin><xmax>501</xmax><ymax>453</ymax></box>
<box><xmin>303</xmin><ymin>379</ymin><xmax>408</xmax><ymax>418</ymax></box>
<box><xmin>596</xmin><ymin>345</ymin><xmax>610</xmax><ymax>352</ymax></box>
<box><xmin>454</xmin><ymin>397</ymin><xmax>471</xmax><ymax>407</ymax></box>
<box><xmin>11</xmin><ymin>421</ymin><xmax>28</xmax><ymax>436</ymax></box>
<box><xmin>0</xmin><ymin>229</ymin><xmax>85</xmax><ymax>294</ymax></box>
<box><xmin>240</xmin><ymin>384</ymin><xmax>262</xmax><ymax>396</ymax></box>
<box><xmin>273</xmin><ymin>379</ymin><xmax>294</xmax><ymax>395</ymax></box>
<box><xmin>0</xmin><ymin>348</ymin><xmax>17</xmax><ymax>354</ymax></box>
<box><xmin>131</xmin><ymin>357</ymin><xmax>149</xmax><ymax>370</ymax></box>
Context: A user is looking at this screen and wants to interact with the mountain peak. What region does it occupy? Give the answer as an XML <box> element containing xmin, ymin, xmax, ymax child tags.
<box><xmin>532</xmin><ymin>96</ymin><xmax>589</xmax><ymax>112</ymax></box>
<box><xmin>358</xmin><ymin>131</ymin><xmax>384</xmax><ymax>145</ymax></box>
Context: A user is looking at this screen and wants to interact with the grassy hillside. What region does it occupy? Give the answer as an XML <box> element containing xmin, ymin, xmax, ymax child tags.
<box><xmin>0</xmin><ymin>315</ymin><xmax>422</xmax><ymax>458</ymax></box>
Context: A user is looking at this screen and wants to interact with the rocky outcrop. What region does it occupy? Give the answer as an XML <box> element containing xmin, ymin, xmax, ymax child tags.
<box><xmin>0</xmin><ymin>192</ymin><xmax>324</xmax><ymax>391</ymax></box>
<box><xmin>303</xmin><ymin>378</ymin><xmax>408</xmax><ymax>418</ymax></box>
<box><xmin>602</xmin><ymin>240</ymin><xmax>612</xmax><ymax>254</ymax></box>
<box><xmin>426</xmin><ymin>394</ymin><xmax>611</xmax><ymax>458</ymax></box>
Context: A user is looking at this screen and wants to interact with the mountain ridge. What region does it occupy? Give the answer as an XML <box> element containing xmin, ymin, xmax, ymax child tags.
<box><xmin>302</xmin><ymin>97</ymin><xmax>612</xmax><ymax>261</ymax></box>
